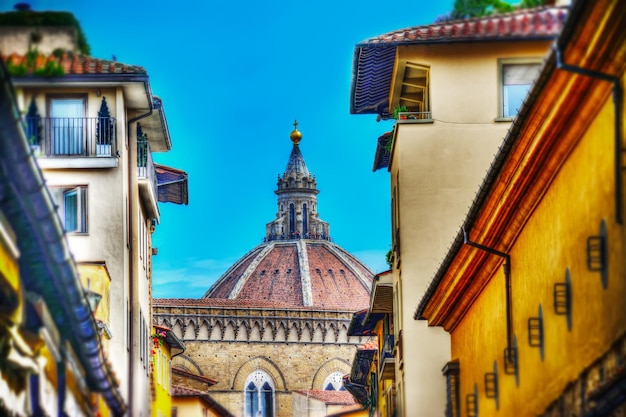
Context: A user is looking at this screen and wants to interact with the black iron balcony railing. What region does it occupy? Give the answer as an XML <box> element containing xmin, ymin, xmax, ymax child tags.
<box><xmin>380</xmin><ymin>333</ymin><xmax>396</xmax><ymax>380</ymax></box>
<box><xmin>382</xmin><ymin>334</ymin><xmax>395</xmax><ymax>361</ymax></box>
<box><xmin>25</xmin><ymin>116</ymin><xmax>116</xmax><ymax>157</ymax></box>
<box><xmin>137</xmin><ymin>137</ymin><xmax>157</xmax><ymax>200</ymax></box>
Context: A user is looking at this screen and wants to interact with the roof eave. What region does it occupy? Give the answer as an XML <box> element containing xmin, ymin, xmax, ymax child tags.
<box><xmin>414</xmin><ymin>0</ymin><xmax>624</xmax><ymax>326</ymax></box>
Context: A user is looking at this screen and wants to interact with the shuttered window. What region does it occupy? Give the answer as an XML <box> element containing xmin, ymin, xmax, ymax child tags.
<box><xmin>501</xmin><ymin>63</ymin><xmax>541</xmax><ymax>117</ymax></box>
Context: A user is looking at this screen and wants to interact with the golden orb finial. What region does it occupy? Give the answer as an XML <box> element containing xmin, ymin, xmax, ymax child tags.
<box><xmin>290</xmin><ymin>119</ymin><xmax>302</xmax><ymax>145</ymax></box>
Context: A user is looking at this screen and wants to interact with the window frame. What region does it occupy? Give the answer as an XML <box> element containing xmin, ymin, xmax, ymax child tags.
<box><xmin>244</xmin><ymin>370</ymin><xmax>275</xmax><ymax>417</ymax></box>
<box><xmin>392</xmin><ymin>60</ymin><xmax>431</xmax><ymax>119</ymax></box>
<box><xmin>46</xmin><ymin>94</ymin><xmax>87</xmax><ymax>155</ymax></box>
<box><xmin>496</xmin><ymin>58</ymin><xmax>543</xmax><ymax>120</ymax></box>
<box><xmin>49</xmin><ymin>185</ymin><xmax>88</xmax><ymax>233</ymax></box>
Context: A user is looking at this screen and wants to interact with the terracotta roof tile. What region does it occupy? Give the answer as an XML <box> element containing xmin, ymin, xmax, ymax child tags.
<box><xmin>358</xmin><ymin>340</ymin><xmax>378</xmax><ymax>351</ymax></box>
<box><xmin>200</xmin><ymin>240</ymin><xmax>373</xmax><ymax>311</ymax></box>
<box><xmin>292</xmin><ymin>390</ymin><xmax>357</xmax><ymax>405</ymax></box>
<box><xmin>172</xmin><ymin>367</ymin><xmax>218</xmax><ymax>386</ymax></box>
<box><xmin>171</xmin><ymin>385</ymin><xmax>206</xmax><ymax>397</ymax></box>
<box><xmin>1</xmin><ymin>52</ymin><xmax>146</xmax><ymax>75</ymax></box>
<box><xmin>359</xmin><ymin>6</ymin><xmax>567</xmax><ymax>45</ymax></box>
<box><xmin>351</xmin><ymin>6</ymin><xmax>568</xmax><ymax>116</ymax></box>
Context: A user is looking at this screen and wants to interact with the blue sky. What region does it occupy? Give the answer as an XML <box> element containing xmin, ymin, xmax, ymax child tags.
<box><xmin>6</xmin><ymin>0</ymin><xmax>455</xmax><ymax>298</ymax></box>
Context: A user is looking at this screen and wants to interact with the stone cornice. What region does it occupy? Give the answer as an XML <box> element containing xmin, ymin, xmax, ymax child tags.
<box><xmin>154</xmin><ymin>305</ymin><xmax>364</xmax><ymax>344</ymax></box>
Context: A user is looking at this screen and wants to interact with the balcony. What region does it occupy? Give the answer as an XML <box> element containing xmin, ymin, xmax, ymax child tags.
<box><xmin>137</xmin><ymin>138</ymin><xmax>159</xmax><ymax>221</ymax></box>
<box><xmin>396</xmin><ymin>111</ymin><xmax>433</xmax><ymax>123</ymax></box>
<box><xmin>380</xmin><ymin>334</ymin><xmax>395</xmax><ymax>380</ymax></box>
<box><xmin>26</xmin><ymin>116</ymin><xmax>118</xmax><ymax>168</ymax></box>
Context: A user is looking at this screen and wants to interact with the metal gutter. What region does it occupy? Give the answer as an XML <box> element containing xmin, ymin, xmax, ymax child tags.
<box><xmin>554</xmin><ymin>46</ymin><xmax>623</xmax><ymax>224</ymax></box>
<box><xmin>0</xmin><ymin>62</ymin><xmax>126</xmax><ymax>415</ymax></box>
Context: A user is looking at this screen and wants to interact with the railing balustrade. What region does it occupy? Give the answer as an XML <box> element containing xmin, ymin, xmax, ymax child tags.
<box><xmin>382</xmin><ymin>334</ymin><xmax>395</xmax><ymax>360</ymax></box>
<box><xmin>397</xmin><ymin>111</ymin><xmax>432</xmax><ymax>121</ymax></box>
<box><xmin>25</xmin><ymin>116</ymin><xmax>116</xmax><ymax>157</ymax></box>
<box><xmin>380</xmin><ymin>334</ymin><xmax>395</xmax><ymax>375</ymax></box>
<box><xmin>137</xmin><ymin>138</ymin><xmax>157</xmax><ymax>199</ymax></box>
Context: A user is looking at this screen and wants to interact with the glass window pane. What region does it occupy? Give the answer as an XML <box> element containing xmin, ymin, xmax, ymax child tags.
<box><xmin>64</xmin><ymin>189</ymin><xmax>78</xmax><ymax>232</ymax></box>
<box><xmin>503</xmin><ymin>84</ymin><xmax>530</xmax><ymax>118</ymax></box>
<box><xmin>501</xmin><ymin>63</ymin><xmax>541</xmax><ymax>117</ymax></box>
<box><xmin>50</xmin><ymin>98</ymin><xmax>84</xmax><ymax>155</ymax></box>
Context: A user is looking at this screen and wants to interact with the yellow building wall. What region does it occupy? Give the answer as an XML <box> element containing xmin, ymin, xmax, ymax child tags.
<box><xmin>0</xmin><ymin>225</ymin><xmax>19</xmax><ymax>295</ymax></box>
<box><xmin>451</xmin><ymin>77</ymin><xmax>626</xmax><ymax>416</ymax></box>
<box><xmin>77</xmin><ymin>264</ymin><xmax>112</xmax><ymax>351</ymax></box>
<box><xmin>172</xmin><ymin>396</ymin><xmax>212</xmax><ymax>417</ymax></box>
<box><xmin>152</xmin><ymin>329</ymin><xmax>172</xmax><ymax>417</ymax></box>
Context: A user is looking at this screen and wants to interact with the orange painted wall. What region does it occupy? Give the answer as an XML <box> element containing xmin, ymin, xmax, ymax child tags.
<box><xmin>451</xmin><ymin>74</ymin><xmax>626</xmax><ymax>416</ymax></box>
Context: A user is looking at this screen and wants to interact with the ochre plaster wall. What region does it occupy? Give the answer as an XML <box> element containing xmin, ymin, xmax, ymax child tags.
<box><xmin>451</xmin><ymin>80</ymin><xmax>626</xmax><ymax>416</ymax></box>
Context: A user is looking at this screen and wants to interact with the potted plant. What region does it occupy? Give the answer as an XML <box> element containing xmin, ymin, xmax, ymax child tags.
<box><xmin>96</xmin><ymin>96</ymin><xmax>114</xmax><ymax>156</ymax></box>
<box><xmin>393</xmin><ymin>104</ymin><xmax>408</xmax><ymax>120</ymax></box>
<box><xmin>25</xmin><ymin>97</ymin><xmax>42</xmax><ymax>155</ymax></box>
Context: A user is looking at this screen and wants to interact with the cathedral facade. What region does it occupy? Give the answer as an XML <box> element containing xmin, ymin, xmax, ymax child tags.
<box><xmin>154</xmin><ymin>123</ymin><xmax>374</xmax><ymax>417</ymax></box>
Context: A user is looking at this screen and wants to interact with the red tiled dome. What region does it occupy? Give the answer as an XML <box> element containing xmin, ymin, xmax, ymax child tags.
<box><xmin>203</xmin><ymin>239</ymin><xmax>374</xmax><ymax>311</ymax></box>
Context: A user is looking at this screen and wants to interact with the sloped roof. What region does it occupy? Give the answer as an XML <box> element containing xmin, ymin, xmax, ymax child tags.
<box><xmin>172</xmin><ymin>367</ymin><xmax>218</xmax><ymax>386</ymax></box>
<box><xmin>1</xmin><ymin>53</ymin><xmax>147</xmax><ymax>75</ymax></box>
<box><xmin>2</xmin><ymin>52</ymin><xmax>146</xmax><ymax>75</ymax></box>
<box><xmin>292</xmin><ymin>389</ymin><xmax>358</xmax><ymax>405</ymax></box>
<box><xmin>358</xmin><ymin>6</ymin><xmax>567</xmax><ymax>46</ymax></box>
<box><xmin>350</xmin><ymin>5</ymin><xmax>568</xmax><ymax>116</ymax></box>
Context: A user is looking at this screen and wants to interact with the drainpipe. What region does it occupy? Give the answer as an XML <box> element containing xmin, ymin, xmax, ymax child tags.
<box><xmin>462</xmin><ymin>228</ymin><xmax>514</xmax><ymax>368</ymax></box>
<box><xmin>554</xmin><ymin>46</ymin><xmax>623</xmax><ymax>224</ymax></box>
<box><xmin>126</xmin><ymin>92</ymin><xmax>153</xmax><ymax>413</ymax></box>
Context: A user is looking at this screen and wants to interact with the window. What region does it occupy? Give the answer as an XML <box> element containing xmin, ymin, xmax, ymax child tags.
<box><xmin>244</xmin><ymin>370</ymin><xmax>275</xmax><ymax>417</ymax></box>
<box><xmin>395</xmin><ymin>61</ymin><xmax>430</xmax><ymax>118</ymax></box>
<box><xmin>50</xmin><ymin>186</ymin><xmax>87</xmax><ymax>233</ymax></box>
<box><xmin>323</xmin><ymin>372</ymin><xmax>345</xmax><ymax>391</ymax></box>
<box><xmin>500</xmin><ymin>62</ymin><xmax>541</xmax><ymax>118</ymax></box>
<box><xmin>49</xmin><ymin>97</ymin><xmax>86</xmax><ymax>155</ymax></box>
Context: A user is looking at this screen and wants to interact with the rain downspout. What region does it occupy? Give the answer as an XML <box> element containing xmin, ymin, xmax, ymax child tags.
<box><xmin>126</xmin><ymin>97</ymin><xmax>153</xmax><ymax>412</ymax></box>
<box><xmin>462</xmin><ymin>228</ymin><xmax>514</xmax><ymax>370</ymax></box>
<box><xmin>554</xmin><ymin>46</ymin><xmax>623</xmax><ymax>224</ymax></box>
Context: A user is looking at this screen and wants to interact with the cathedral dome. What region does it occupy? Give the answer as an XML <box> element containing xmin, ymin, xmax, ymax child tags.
<box><xmin>202</xmin><ymin>239</ymin><xmax>373</xmax><ymax>310</ymax></box>
<box><xmin>202</xmin><ymin>122</ymin><xmax>374</xmax><ymax>311</ymax></box>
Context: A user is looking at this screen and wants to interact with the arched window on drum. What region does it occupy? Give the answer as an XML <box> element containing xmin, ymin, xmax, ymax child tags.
<box><xmin>244</xmin><ymin>370</ymin><xmax>275</xmax><ymax>417</ymax></box>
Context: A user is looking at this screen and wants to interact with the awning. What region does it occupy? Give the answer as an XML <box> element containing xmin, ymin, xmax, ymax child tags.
<box><xmin>347</xmin><ymin>309</ymin><xmax>385</xmax><ymax>336</ymax></box>
<box><xmin>155</xmin><ymin>164</ymin><xmax>188</xmax><ymax>205</ymax></box>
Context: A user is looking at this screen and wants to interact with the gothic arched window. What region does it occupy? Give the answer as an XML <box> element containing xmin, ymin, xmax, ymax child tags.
<box><xmin>302</xmin><ymin>203</ymin><xmax>308</xmax><ymax>235</ymax></box>
<box><xmin>244</xmin><ymin>370</ymin><xmax>275</xmax><ymax>417</ymax></box>
<box><xmin>323</xmin><ymin>371</ymin><xmax>346</xmax><ymax>391</ymax></box>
